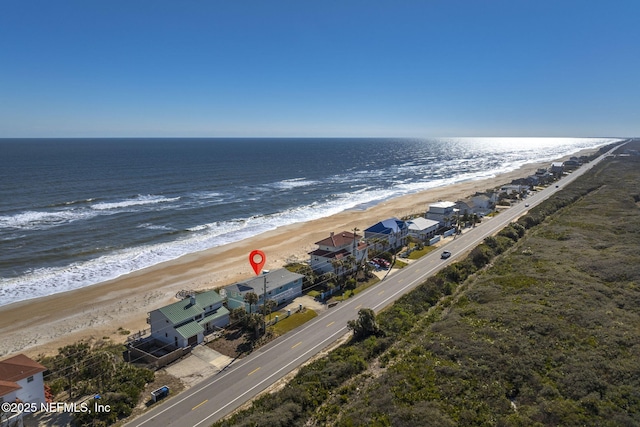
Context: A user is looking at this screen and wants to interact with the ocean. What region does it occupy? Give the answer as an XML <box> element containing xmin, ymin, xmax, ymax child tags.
<box><xmin>0</xmin><ymin>137</ymin><xmax>620</xmax><ymax>306</ymax></box>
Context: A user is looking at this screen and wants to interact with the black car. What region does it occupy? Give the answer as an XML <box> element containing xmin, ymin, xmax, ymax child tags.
<box><xmin>441</xmin><ymin>250</ymin><xmax>452</xmax><ymax>259</ymax></box>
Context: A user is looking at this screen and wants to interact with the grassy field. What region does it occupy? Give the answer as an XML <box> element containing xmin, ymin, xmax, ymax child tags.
<box><xmin>270</xmin><ymin>309</ymin><xmax>318</xmax><ymax>336</ymax></box>
<box><xmin>213</xmin><ymin>142</ymin><xmax>640</xmax><ymax>427</ymax></box>
<box><xmin>407</xmin><ymin>244</ymin><xmax>437</xmax><ymax>260</ymax></box>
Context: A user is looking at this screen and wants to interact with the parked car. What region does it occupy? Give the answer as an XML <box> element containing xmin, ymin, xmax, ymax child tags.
<box><xmin>441</xmin><ymin>251</ymin><xmax>452</xmax><ymax>259</ymax></box>
<box><xmin>368</xmin><ymin>261</ymin><xmax>381</xmax><ymax>270</ymax></box>
<box><xmin>373</xmin><ymin>257</ymin><xmax>390</xmax><ymax>269</ymax></box>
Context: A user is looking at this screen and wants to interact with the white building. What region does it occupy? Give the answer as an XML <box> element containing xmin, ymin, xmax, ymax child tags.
<box><xmin>426</xmin><ymin>201</ymin><xmax>457</xmax><ymax>227</ymax></box>
<box><xmin>0</xmin><ymin>354</ymin><xmax>47</xmax><ymax>407</ymax></box>
<box><xmin>405</xmin><ymin>217</ymin><xmax>440</xmax><ymax>241</ymax></box>
<box><xmin>148</xmin><ymin>290</ymin><xmax>229</xmax><ymax>349</ymax></box>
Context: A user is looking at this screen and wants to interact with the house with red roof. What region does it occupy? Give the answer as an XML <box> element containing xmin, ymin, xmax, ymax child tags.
<box><xmin>0</xmin><ymin>354</ymin><xmax>47</xmax><ymax>406</ymax></box>
<box><xmin>309</xmin><ymin>231</ymin><xmax>368</xmax><ymax>274</ymax></box>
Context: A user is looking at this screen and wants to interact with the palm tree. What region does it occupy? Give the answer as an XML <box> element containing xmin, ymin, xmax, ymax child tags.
<box><xmin>246</xmin><ymin>313</ymin><xmax>263</xmax><ymax>339</ymax></box>
<box><xmin>244</xmin><ymin>292</ymin><xmax>259</xmax><ymax>314</ymax></box>
<box><xmin>330</xmin><ymin>259</ymin><xmax>342</xmax><ymax>277</ymax></box>
<box><xmin>321</xmin><ymin>271</ymin><xmax>337</xmax><ymax>288</ymax></box>
<box><xmin>346</xmin><ymin>255</ymin><xmax>357</xmax><ymax>277</ymax></box>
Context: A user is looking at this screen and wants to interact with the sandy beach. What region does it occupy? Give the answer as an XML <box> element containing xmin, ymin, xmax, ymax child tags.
<box><xmin>0</xmin><ymin>152</ymin><xmax>591</xmax><ymax>359</ymax></box>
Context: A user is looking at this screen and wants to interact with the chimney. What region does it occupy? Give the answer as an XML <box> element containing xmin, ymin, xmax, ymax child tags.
<box><xmin>189</xmin><ymin>295</ymin><xmax>196</xmax><ymax>306</ymax></box>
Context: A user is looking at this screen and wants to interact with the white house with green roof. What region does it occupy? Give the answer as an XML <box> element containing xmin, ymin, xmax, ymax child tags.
<box><xmin>148</xmin><ymin>290</ymin><xmax>229</xmax><ymax>348</ymax></box>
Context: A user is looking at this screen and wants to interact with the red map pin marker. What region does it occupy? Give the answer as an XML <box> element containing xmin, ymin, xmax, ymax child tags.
<box><xmin>249</xmin><ymin>250</ymin><xmax>266</xmax><ymax>276</ymax></box>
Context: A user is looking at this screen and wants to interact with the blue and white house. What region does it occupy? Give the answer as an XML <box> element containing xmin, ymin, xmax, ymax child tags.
<box><xmin>364</xmin><ymin>217</ymin><xmax>408</xmax><ymax>251</ymax></box>
<box><xmin>224</xmin><ymin>268</ymin><xmax>304</xmax><ymax>313</ymax></box>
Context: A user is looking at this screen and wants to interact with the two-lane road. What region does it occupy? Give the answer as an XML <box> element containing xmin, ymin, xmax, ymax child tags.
<box><xmin>127</xmin><ymin>144</ymin><xmax>622</xmax><ymax>427</ymax></box>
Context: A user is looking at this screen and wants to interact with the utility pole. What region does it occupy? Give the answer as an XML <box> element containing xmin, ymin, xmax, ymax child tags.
<box><xmin>352</xmin><ymin>227</ymin><xmax>360</xmax><ymax>275</ymax></box>
<box><xmin>262</xmin><ymin>273</ymin><xmax>267</xmax><ymax>333</ymax></box>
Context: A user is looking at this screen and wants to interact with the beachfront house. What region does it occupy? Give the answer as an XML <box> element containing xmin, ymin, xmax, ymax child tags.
<box><xmin>148</xmin><ymin>290</ymin><xmax>229</xmax><ymax>348</ymax></box>
<box><xmin>500</xmin><ymin>184</ymin><xmax>529</xmax><ymax>197</ymax></box>
<box><xmin>472</xmin><ymin>194</ymin><xmax>494</xmax><ymax>212</ymax></box>
<box><xmin>526</xmin><ymin>175</ymin><xmax>540</xmax><ymax>186</ymax></box>
<box><xmin>426</xmin><ymin>201</ymin><xmax>457</xmax><ymax>227</ymax></box>
<box><xmin>551</xmin><ymin>162</ymin><xmax>564</xmax><ymax>177</ymax></box>
<box><xmin>405</xmin><ymin>217</ymin><xmax>439</xmax><ymax>242</ymax></box>
<box><xmin>223</xmin><ymin>268</ymin><xmax>304</xmax><ymax>313</ymax></box>
<box><xmin>309</xmin><ymin>231</ymin><xmax>368</xmax><ymax>275</ymax></box>
<box><xmin>364</xmin><ymin>218</ymin><xmax>408</xmax><ymax>252</ymax></box>
<box><xmin>563</xmin><ymin>158</ymin><xmax>581</xmax><ymax>169</ymax></box>
<box><xmin>0</xmin><ymin>354</ymin><xmax>47</xmax><ymax>406</ymax></box>
<box><xmin>456</xmin><ymin>194</ymin><xmax>494</xmax><ymax>217</ymax></box>
<box><xmin>534</xmin><ymin>168</ymin><xmax>553</xmax><ymax>185</ymax></box>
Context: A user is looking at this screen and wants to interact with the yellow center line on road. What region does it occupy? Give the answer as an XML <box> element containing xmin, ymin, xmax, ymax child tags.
<box><xmin>192</xmin><ymin>400</ymin><xmax>208</xmax><ymax>411</ymax></box>
<box><xmin>355</xmin><ymin>304</ymin><xmax>362</xmax><ymax>310</ymax></box>
<box><xmin>291</xmin><ymin>341</ymin><xmax>302</xmax><ymax>349</ymax></box>
<box><xmin>248</xmin><ymin>367</ymin><xmax>261</xmax><ymax>376</ymax></box>
<box><xmin>326</xmin><ymin>321</ymin><xmax>335</xmax><ymax>327</ymax></box>
<box><xmin>378</xmin><ymin>290</ymin><xmax>385</xmax><ymax>295</ymax></box>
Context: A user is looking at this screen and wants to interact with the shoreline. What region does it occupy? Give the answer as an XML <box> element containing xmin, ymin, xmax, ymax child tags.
<box><xmin>0</xmin><ymin>149</ymin><xmax>597</xmax><ymax>358</ymax></box>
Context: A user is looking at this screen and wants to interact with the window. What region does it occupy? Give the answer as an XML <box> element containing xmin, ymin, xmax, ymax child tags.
<box><xmin>27</xmin><ymin>376</ymin><xmax>34</xmax><ymax>383</ymax></box>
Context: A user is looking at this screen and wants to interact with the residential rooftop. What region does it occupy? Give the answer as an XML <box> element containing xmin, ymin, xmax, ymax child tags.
<box><xmin>157</xmin><ymin>290</ymin><xmax>224</xmax><ymax>325</ymax></box>
<box><xmin>0</xmin><ymin>354</ymin><xmax>46</xmax><ymax>383</ymax></box>
<box><xmin>225</xmin><ymin>268</ymin><xmax>304</xmax><ymax>297</ymax></box>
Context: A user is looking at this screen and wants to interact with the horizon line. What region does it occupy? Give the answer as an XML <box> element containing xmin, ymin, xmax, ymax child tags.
<box><xmin>0</xmin><ymin>135</ymin><xmax>631</xmax><ymax>140</ymax></box>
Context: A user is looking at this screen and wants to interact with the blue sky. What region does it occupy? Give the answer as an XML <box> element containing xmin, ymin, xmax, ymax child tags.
<box><xmin>1</xmin><ymin>1</ymin><xmax>638</xmax><ymax>138</ymax></box>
